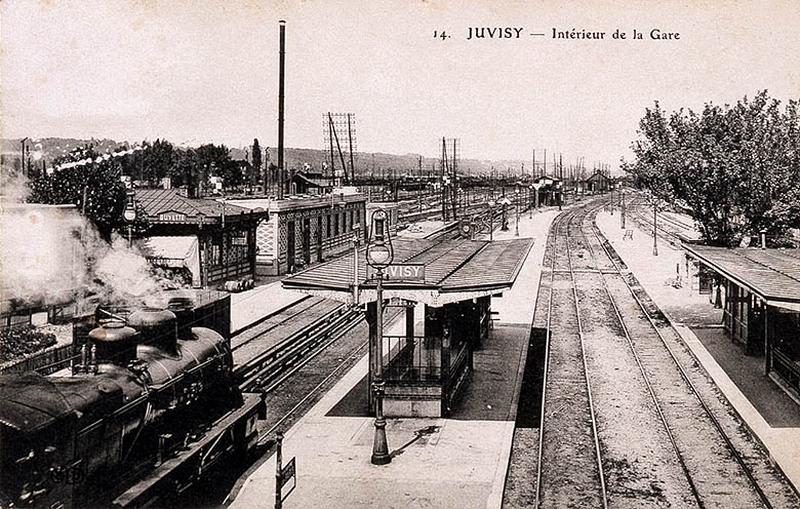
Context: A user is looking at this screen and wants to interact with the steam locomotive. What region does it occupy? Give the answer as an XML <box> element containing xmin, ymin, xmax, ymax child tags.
<box><xmin>0</xmin><ymin>295</ymin><xmax>266</xmax><ymax>508</ymax></box>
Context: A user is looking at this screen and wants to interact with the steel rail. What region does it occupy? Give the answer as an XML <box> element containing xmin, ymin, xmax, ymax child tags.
<box><xmin>586</xmin><ymin>200</ymin><xmax>775</xmax><ymax>509</ymax></box>
<box><xmin>230</xmin><ymin>295</ymin><xmax>313</xmax><ymax>340</ymax></box>
<box><xmin>230</xmin><ymin>296</ymin><xmax>318</xmax><ymax>353</ymax></box>
<box><xmin>577</xmin><ymin>201</ymin><xmax>705</xmax><ymax>509</ymax></box>
<box><xmin>534</xmin><ymin>207</ymin><xmax>608</xmax><ymax>509</ymax></box>
<box><xmin>560</xmin><ymin>209</ymin><xmax>608</xmax><ymax>509</ymax></box>
<box><xmin>237</xmin><ymin>306</ymin><xmax>362</xmax><ymax>391</ymax></box>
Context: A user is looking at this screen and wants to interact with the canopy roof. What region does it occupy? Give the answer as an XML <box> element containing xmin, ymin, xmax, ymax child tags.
<box><xmin>283</xmin><ymin>237</ymin><xmax>533</xmax><ymax>306</ymax></box>
<box><xmin>683</xmin><ymin>243</ymin><xmax>800</xmax><ymax>311</ymax></box>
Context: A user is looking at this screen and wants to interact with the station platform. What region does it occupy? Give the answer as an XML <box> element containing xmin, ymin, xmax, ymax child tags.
<box><xmin>228</xmin><ymin>207</ymin><xmax>560</xmax><ymax>509</ymax></box>
<box><xmin>230</xmin><ymin>280</ymin><xmax>307</xmax><ymax>334</ymax></box>
<box><xmin>595</xmin><ymin>209</ymin><xmax>800</xmax><ymax>491</ymax></box>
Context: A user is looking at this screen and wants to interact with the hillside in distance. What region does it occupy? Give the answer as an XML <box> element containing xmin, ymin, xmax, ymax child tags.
<box><xmin>2</xmin><ymin>137</ymin><xmax>526</xmax><ymax>176</ymax></box>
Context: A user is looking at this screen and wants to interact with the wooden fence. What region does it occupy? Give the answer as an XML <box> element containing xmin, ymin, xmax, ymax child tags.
<box><xmin>0</xmin><ymin>343</ymin><xmax>75</xmax><ymax>375</ymax></box>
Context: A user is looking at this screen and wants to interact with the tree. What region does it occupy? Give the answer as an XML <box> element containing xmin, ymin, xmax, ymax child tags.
<box><xmin>28</xmin><ymin>145</ymin><xmax>129</xmax><ymax>240</ymax></box>
<box><xmin>193</xmin><ymin>143</ymin><xmax>242</xmax><ymax>191</ymax></box>
<box><xmin>252</xmin><ymin>138</ymin><xmax>262</xmax><ymax>190</ymax></box>
<box><xmin>624</xmin><ymin>91</ymin><xmax>800</xmax><ymax>247</ymax></box>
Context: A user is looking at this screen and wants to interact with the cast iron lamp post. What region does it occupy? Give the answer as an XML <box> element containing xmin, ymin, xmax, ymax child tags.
<box><xmin>528</xmin><ymin>185</ymin><xmax>534</xmax><ymax>218</ymax></box>
<box><xmin>621</xmin><ymin>189</ymin><xmax>626</xmax><ymax>229</ymax></box>
<box><xmin>351</xmin><ymin>224</ymin><xmax>362</xmax><ymax>304</ymax></box>
<box><xmin>500</xmin><ymin>197</ymin><xmax>511</xmax><ymax>231</ymax></box>
<box><xmin>123</xmin><ymin>190</ymin><xmax>137</xmax><ymax>248</ymax></box>
<box><xmin>557</xmin><ymin>181</ymin><xmax>563</xmax><ymax>211</ymax></box>
<box><xmin>488</xmin><ymin>200</ymin><xmax>496</xmax><ymax>241</ymax></box>
<box><xmin>514</xmin><ymin>189</ymin><xmax>520</xmax><ymax>236</ymax></box>
<box><xmin>365</xmin><ymin>209</ymin><xmax>392</xmax><ymax>465</ymax></box>
<box><xmin>651</xmin><ymin>193</ymin><xmax>659</xmax><ymax>256</ymax></box>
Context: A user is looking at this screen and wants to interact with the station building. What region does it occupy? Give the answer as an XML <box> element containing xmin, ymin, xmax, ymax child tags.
<box><xmin>228</xmin><ymin>189</ymin><xmax>367</xmax><ymax>276</ymax></box>
<box><xmin>577</xmin><ymin>171</ymin><xmax>612</xmax><ymax>194</ymax></box>
<box><xmin>533</xmin><ymin>176</ymin><xmax>564</xmax><ymax>207</ymax></box>
<box><xmin>683</xmin><ymin>243</ymin><xmax>800</xmax><ymax>395</ymax></box>
<box><xmin>282</xmin><ymin>234</ymin><xmax>533</xmax><ymax>417</ymax></box>
<box><xmin>136</xmin><ymin>188</ymin><xmax>268</xmax><ymax>287</ymax></box>
<box><xmin>366</xmin><ymin>201</ymin><xmax>400</xmax><ymax>232</ymax></box>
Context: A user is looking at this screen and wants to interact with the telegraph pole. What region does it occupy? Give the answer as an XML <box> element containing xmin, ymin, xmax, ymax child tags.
<box><xmin>451</xmin><ymin>138</ymin><xmax>458</xmax><ymax>220</ymax></box>
<box><xmin>543</xmin><ymin>149</ymin><xmax>547</xmax><ymax>176</ymax></box>
<box><xmin>441</xmin><ymin>137</ymin><xmax>447</xmax><ymax>221</ymax></box>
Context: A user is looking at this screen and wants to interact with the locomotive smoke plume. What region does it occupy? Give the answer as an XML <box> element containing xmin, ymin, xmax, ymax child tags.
<box><xmin>1</xmin><ymin>175</ymin><xmax>171</xmax><ymax>309</ymax></box>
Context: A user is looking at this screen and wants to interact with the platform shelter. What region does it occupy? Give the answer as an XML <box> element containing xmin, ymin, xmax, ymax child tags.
<box><xmin>282</xmin><ymin>236</ymin><xmax>533</xmax><ymax>417</ymax></box>
<box><xmin>683</xmin><ymin>244</ymin><xmax>800</xmax><ymax>394</ymax></box>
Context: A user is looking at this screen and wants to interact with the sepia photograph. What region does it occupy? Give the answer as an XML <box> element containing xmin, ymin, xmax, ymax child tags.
<box><xmin>1</xmin><ymin>1</ymin><xmax>799</xmax><ymax>507</ymax></box>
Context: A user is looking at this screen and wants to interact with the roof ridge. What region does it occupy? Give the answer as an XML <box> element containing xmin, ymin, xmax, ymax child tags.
<box><xmin>734</xmin><ymin>249</ymin><xmax>800</xmax><ymax>285</ymax></box>
<box><xmin>437</xmin><ymin>240</ymin><xmax>488</xmax><ymax>283</ymax></box>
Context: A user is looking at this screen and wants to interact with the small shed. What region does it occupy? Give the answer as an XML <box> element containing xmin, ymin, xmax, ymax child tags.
<box><xmin>579</xmin><ymin>172</ymin><xmax>612</xmax><ymax>194</ymax></box>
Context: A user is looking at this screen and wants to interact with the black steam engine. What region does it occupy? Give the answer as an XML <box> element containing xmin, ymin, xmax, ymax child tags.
<box><xmin>0</xmin><ymin>294</ymin><xmax>266</xmax><ymax>508</ymax></box>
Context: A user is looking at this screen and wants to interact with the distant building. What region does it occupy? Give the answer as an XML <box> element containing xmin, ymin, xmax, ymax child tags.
<box><xmin>579</xmin><ymin>172</ymin><xmax>612</xmax><ymax>194</ymax></box>
<box><xmin>533</xmin><ymin>176</ymin><xmax>563</xmax><ymax>206</ymax></box>
<box><xmin>136</xmin><ymin>188</ymin><xmax>267</xmax><ymax>287</ymax></box>
<box><xmin>290</xmin><ymin>171</ymin><xmax>334</xmax><ymax>195</ymax></box>
<box><xmin>229</xmin><ymin>188</ymin><xmax>367</xmax><ymax>275</ymax></box>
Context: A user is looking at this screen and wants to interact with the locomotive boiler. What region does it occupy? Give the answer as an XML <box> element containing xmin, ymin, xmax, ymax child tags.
<box><xmin>0</xmin><ymin>295</ymin><xmax>265</xmax><ymax>509</ymax></box>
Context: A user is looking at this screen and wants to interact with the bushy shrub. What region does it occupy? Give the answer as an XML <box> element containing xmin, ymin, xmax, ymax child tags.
<box><xmin>0</xmin><ymin>325</ymin><xmax>57</xmax><ymax>362</ymax></box>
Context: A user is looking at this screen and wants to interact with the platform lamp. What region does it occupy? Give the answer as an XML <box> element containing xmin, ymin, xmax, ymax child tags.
<box><xmin>528</xmin><ymin>185</ymin><xmax>534</xmax><ymax>218</ymax></box>
<box><xmin>351</xmin><ymin>223</ymin><xmax>363</xmax><ymax>304</ymax></box>
<box><xmin>488</xmin><ymin>200</ymin><xmax>496</xmax><ymax>241</ymax></box>
<box><xmin>514</xmin><ymin>188</ymin><xmax>520</xmax><ymax>236</ymax></box>
<box><xmin>123</xmin><ymin>190</ymin><xmax>137</xmax><ymax>248</ymax></box>
<box><xmin>365</xmin><ymin>208</ymin><xmax>393</xmax><ymax>465</ymax></box>
<box><xmin>621</xmin><ymin>189</ymin><xmax>627</xmax><ymax>229</ymax></box>
<box><xmin>556</xmin><ymin>181</ymin><xmax>563</xmax><ymax>211</ymax></box>
<box><xmin>500</xmin><ymin>197</ymin><xmax>511</xmax><ymax>231</ymax></box>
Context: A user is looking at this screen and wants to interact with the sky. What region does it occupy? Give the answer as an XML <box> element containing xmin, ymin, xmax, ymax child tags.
<box><xmin>1</xmin><ymin>0</ymin><xmax>799</xmax><ymax>171</ymax></box>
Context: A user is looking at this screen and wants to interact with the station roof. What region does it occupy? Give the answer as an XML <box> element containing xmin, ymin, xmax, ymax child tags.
<box><xmin>283</xmin><ymin>237</ymin><xmax>533</xmax><ymax>306</ymax></box>
<box><xmin>683</xmin><ymin>243</ymin><xmax>800</xmax><ymax>311</ymax></box>
<box><xmin>136</xmin><ymin>188</ymin><xmax>267</xmax><ymax>225</ymax></box>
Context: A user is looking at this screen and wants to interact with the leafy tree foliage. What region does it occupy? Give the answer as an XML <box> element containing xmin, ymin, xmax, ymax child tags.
<box><xmin>193</xmin><ymin>143</ymin><xmax>243</xmax><ymax>190</ymax></box>
<box><xmin>624</xmin><ymin>91</ymin><xmax>800</xmax><ymax>247</ymax></box>
<box><xmin>28</xmin><ymin>145</ymin><xmax>129</xmax><ymax>239</ymax></box>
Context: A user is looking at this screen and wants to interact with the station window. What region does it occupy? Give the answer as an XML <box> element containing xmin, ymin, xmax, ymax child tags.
<box><xmin>326</xmin><ymin>215</ymin><xmax>331</xmax><ymax>238</ymax></box>
<box><xmin>334</xmin><ymin>214</ymin><xmax>339</xmax><ymax>236</ymax></box>
<box><xmin>210</xmin><ymin>237</ymin><xmax>222</xmax><ymax>266</ymax></box>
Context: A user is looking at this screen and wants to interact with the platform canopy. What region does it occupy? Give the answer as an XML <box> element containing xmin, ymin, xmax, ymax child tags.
<box><xmin>683</xmin><ymin>243</ymin><xmax>800</xmax><ymax>312</ymax></box>
<box><xmin>283</xmin><ymin>237</ymin><xmax>533</xmax><ymax>306</ymax></box>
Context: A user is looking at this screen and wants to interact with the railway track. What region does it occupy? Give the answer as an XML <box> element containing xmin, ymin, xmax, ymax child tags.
<box><xmin>533</xmin><ymin>199</ymin><xmax>799</xmax><ymax>508</ymax></box>
<box><xmin>626</xmin><ymin>196</ymin><xmax>700</xmax><ymax>247</ymax></box>
<box><xmin>235</xmin><ymin>303</ymin><xmax>363</xmax><ymax>393</ymax></box>
<box><xmin>534</xmin><ymin>206</ymin><xmax>607</xmax><ymax>508</ymax></box>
